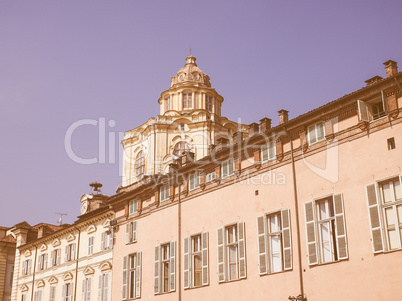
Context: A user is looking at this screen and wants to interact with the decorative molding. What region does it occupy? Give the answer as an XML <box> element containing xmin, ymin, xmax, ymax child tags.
<box><xmin>39</xmin><ymin>244</ymin><xmax>47</xmax><ymax>252</ymax></box>
<box><xmin>20</xmin><ymin>284</ymin><xmax>29</xmax><ymax>292</ymax></box>
<box><xmin>48</xmin><ymin>276</ymin><xmax>58</xmax><ymax>284</ymax></box>
<box><xmin>83</xmin><ymin>266</ymin><xmax>95</xmax><ymax>276</ymax></box>
<box><xmin>36</xmin><ymin>279</ymin><xmax>45</xmax><ymax>288</ymax></box>
<box><xmin>87</xmin><ymin>225</ymin><xmax>97</xmax><ymax>234</ymax></box>
<box><xmin>24</xmin><ymin>250</ymin><xmax>31</xmax><ymax>257</ymax></box>
<box><xmin>102</xmin><ymin>219</ymin><xmax>111</xmax><ymax>228</ymax></box>
<box><xmin>66</xmin><ymin>233</ymin><xmax>76</xmax><ymax>242</ymax></box>
<box><xmin>63</xmin><ymin>272</ymin><xmax>74</xmax><ymax>282</ymax></box>
<box><xmin>99</xmin><ymin>261</ymin><xmax>112</xmax><ymax>272</ymax></box>
<box><xmin>52</xmin><ymin>238</ymin><xmax>61</xmax><ymax>247</ymax></box>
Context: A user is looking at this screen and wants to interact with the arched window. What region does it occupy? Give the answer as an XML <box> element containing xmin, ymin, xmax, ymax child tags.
<box><xmin>206</xmin><ymin>95</ymin><xmax>213</xmax><ymax>111</ymax></box>
<box><xmin>165</xmin><ymin>96</ymin><xmax>170</xmax><ymax>112</ymax></box>
<box><xmin>134</xmin><ymin>151</ymin><xmax>145</xmax><ymax>177</ymax></box>
<box><xmin>183</xmin><ymin>93</ymin><xmax>192</xmax><ymax>110</ymax></box>
<box><xmin>173</xmin><ymin>141</ymin><xmax>190</xmax><ymax>157</ymax></box>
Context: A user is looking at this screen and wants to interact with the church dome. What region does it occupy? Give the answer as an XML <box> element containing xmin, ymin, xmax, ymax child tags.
<box><xmin>170</xmin><ymin>55</ymin><xmax>211</xmax><ymax>88</ymax></box>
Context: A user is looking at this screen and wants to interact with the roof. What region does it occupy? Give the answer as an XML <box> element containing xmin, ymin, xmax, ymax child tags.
<box><xmin>0</xmin><ymin>234</ymin><xmax>16</xmax><ymax>244</ymax></box>
<box><xmin>31</xmin><ymin>223</ymin><xmax>65</xmax><ymax>232</ymax></box>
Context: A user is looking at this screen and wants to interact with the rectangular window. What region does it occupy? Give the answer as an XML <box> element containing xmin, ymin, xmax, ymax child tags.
<box><xmin>217</xmin><ymin>222</ymin><xmax>246</xmax><ymax>283</ymax></box>
<box><xmin>261</xmin><ymin>141</ymin><xmax>276</xmax><ymax>162</ymax></box>
<box><xmin>101</xmin><ymin>231</ymin><xmax>113</xmax><ymax>251</ymax></box>
<box><xmin>183</xmin><ymin>93</ymin><xmax>192</xmax><ymax>110</ymax></box>
<box><xmin>304</xmin><ymin>194</ymin><xmax>348</xmax><ymax>265</ymax></box>
<box><xmin>221</xmin><ymin>159</ymin><xmax>234</xmax><ymax>179</ymax></box>
<box><xmin>65</xmin><ymin>243</ymin><xmax>76</xmax><ymax>262</ymax></box>
<box><xmin>160</xmin><ymin>185</ymin><xmax>170</xmax><ymax>203</ymax></box>
<box><xmin>206</xmin><ymin>172</ymin><xmax>216</xmax><ymax>182</ymax></box>
<box><xmin>357</xmin><ymin>97</ymin><xmax>388</xmax><ymax>122</ymax></box>
<box><xmin>62</xmin><ymin>283</ymin><xmax>73</xmax><ymax>301</ymax></box>
<box><xmin>154</xmin><ymin>242</ymin><xmax>176</xmax><ymax>294</ymax></box>
<box><xmin>388</xmin><ymin>137</ymin><xmax>396</xmax><ymax>150</ymax></box>
<box><xmin>122</xmin><ymin>252</ymin><xmax>142</xmax><ymax>300</ymax></box>
<box><xmin>21</xmin><ymin>294</ymin><xmax>26</xmax><ymax>301</ymax></box>
<box><xmin>184</xmin><ymin>233</ymin><xmax>209</xmax><ymax>289</ymax></box>
<box><xmin>129</xmin><ymin>200</ymin><xmax>138</xmax><ymax>215</ymax></box>
<box><xmin>189</xmin><ymin>173</ymin><xmax>200</xmax><ymax>191</ymax></box>
<box><xmin>21</xmin><ymin>259</ymin><xmax>31</xmax><ymax>276</ymax></box>
<box><xmin>366</xmin><ymin>176</ymin><xmax>402</xmax><ymax>253</ymax></box>
<box><xmin>206</xmin><ymin>95</ymin><xmax>213</xmax><ymax>111</ymax></box>
<box><xmin>51</xmin><ymin>248</ymin><xmax>61</xmax><ymax>267</ymax></box>
<box><xmin>82</xmin><ymin>278</ymin><xmax>91</xmax><ymax>301</ymax></box>
<box><xmin>164</xmin><ymin>97</ymin><xmax>170</xmax><ymax>112</ymax></box>
<box><xmin>257</xmin><ymin>209</ymin><xmax>292</xmax><ymax>275</ymax></box>
<box><xmin>88</xmin><ymin>236</ymin><xmax>94</xmax><ymax>255</ymax></box>
<box><xmin>49</xmin><ymin>286</ymin><xmax>56</xmax><ymax>301</ymax></box>
<box><xmin>34</xmin><ymin>290</ymin><xmax>42</xmax><ymax>301</ymax></box>
<box><xmin>307</xmin><ymin>123</ymin><xmax>325</xmax><ymax>145</ymax></box>
<box><xmin>37</xmin><ymin>253</ymin><xmax>47</xmax><ymax>271</ymax></box>
<box><xmin>125</xmin><ymin>221</ymin><xmax>137</xmax><ymax>244</ymax></box>
<box><xmin>98</xmin><ymin>274</ymin><xmax>109</xmax><ymax>301</ymax></box>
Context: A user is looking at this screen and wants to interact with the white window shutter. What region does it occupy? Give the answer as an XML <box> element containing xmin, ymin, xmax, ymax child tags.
<box><xmin>37</xmin><ymin>256</ymin><xmax>41</xmax><ymax>271</ymax></box>
<box><xmin>237</xmin><ymin>222</ymin><xmax>247</xmax><ymax>279</ymax></box>
<box><xmin>183</xmin><ymin>237</ymin><xmax>190</xmax><ymax>289</ymax></box>
<box><xmin>62</xmin><ymin>284</ymin><xmax>66</xmax><ymax>300</ymax></box>
<box><xmin>281</xmin><ymin>209</ymin><xmax>292</xmax><ymax>270</ymax></box>
<box><xmin>122</xmin><ymin>256</ymin><xmax>128</xmax><ymax>300</ymax></box>
<box><xmin>104</xmin><ymin>274</ymin><xmax>109</xmax><ymax>301</ymax></box>
<box><xmin>98</xmin><ymin>275</ymin><xmax>102</xmax><ymax>301</ymax></box>
<box><xmin>132</xmin><ymin>221</ymin><xmax>137</xmax><ymax>243</ymax></box>
<box><xmin>333</xmin><ymin>193</ymin><xmax>348</xmax><ymax>260</ymax></box>
<box><xmin>357</xmin><ymin>100</ymin><xmax>369</xmax><ymax>122</ymax></box>
<box><xmin>169</xmin><ymin>241</ymin><xmax>176</xmax><ymax>292</ymax></box>
<box><xmin>87</xmin><ymin>278</ymin><xmax>92</xmax><ymax>301</ymax></box>
<box><xmin>217</xmin><ymin>227</ymin><xmax>226</xmax><ymax>282</ymax></box>
<box><xmin>381</xmin><ymin>90</ymin><xmax>389</xmax><ymax>113</ymax></box>
<box><xmin>305</xmin><ymin>201</ymin><xmax>318</xmax><ymax>265</ymax></box>
<box><xmin>68</xmin><ymin>283</ymin><xmax>73</xmax><ymax>301</ymax></box>
<box><xmin>44</xmin><ymin>253</ymin><xmax>47</xmax><ymax>269</ymax></box>
<box><xmin>135</xmin><ymin>252</ymin><xmax>141</xmax><ymax>298</ymax></box>
<box><xmin>82</xmin><ymin>279</ymin><xmax>86</xmax><ymax>301</ymax></box>
<box><xmin>201</xmin><ymin>232</ymin><xmax>209</xmax><ymax>286</ymax></box>
<box><xmin>256</xmin><ymin>216</ymin><xmax>268</xmax><ymax>275</ymax></box>
<box><xmin>126</xmin><ymin>224</ymin><xmax>130</xmax><ymax>244</ymax></box>
<box><xmin>154</xmin><ymin>246</ymin><xmax>160</xmax><ymax>294</ymax></box>
<box><xmin>57</xmin><ymin>249</ymin><xmax>61</xmax><ymax>265</ymax></box>
<box><xmin>101</xmin><ymin>232</ymin><xmax>105</xmax><ymax>251</ymax></box>
<box><xmin>72</xmin><ymin>243</ymin><xmax>76</xmax><ymax>261</ymax></box>
<box><xmin>27</xmin><ymin>259</ymin><xmax>31</xmax><ymax>275</ymax></box>
<box><xmin>366</xmin><ymin>183</ymin><xmax>384</xmax><ymax>253</ymax></box>
<box><xmin>108</xmin><ymin>232</ymin><xmax>113</xmax><ymax>249</ymax></box>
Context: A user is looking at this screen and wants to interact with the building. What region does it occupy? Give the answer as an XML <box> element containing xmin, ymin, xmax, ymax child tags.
<box><xmin>11</xmin><ymin>183</ymin><xmax>115</xmax><ymax>301</ymax></box>
<box><xmin>10</xmin><ymin>56</ymin><xmax>402</xmax><ymax>301</ymax></box>
<box><xmin>0</xmin><ymin>227</ymin><xmax>16</xmax><ymax>301</ymax></box>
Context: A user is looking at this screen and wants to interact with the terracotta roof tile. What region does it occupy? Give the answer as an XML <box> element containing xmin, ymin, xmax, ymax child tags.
<box><xmin>0</xmin><ymin>234</ymin><xmax>16</xmax><ymax>243</ymax></box>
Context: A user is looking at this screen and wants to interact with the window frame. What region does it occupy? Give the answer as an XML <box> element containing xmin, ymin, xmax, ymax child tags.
<box><xmin>205</xmin><ymin>95</ymin><xmax>213</xmax><ymax>111</ymax></box>
<box><xmin>182</xmin><ymin>92</ymin><xmax>192</xmax><ymax>110</ymax></box>
<box><xmin>122</xmin><ymin>252</ymin><xmax>142</xmax><ymax>300</ymax></box>
<box><xmin>160</xmin><ymin>185</ymin><xmax>170</xmax><ymax>203</ymax></box>
<box><xmin>261</xmin><ymin>140</ymin><xmax>276</xmax><ymax>163</ymax></box>
<box><xmin>183</xmin><ymin>232</ymin><xmax>209</xmax><ymax>289</ymax></box>
<box><xmin>51</xmin><ymin>248</ymin><xmax>61</xmax><ymax>267</ymax></box>
<box><xmin>125</xmin><ymin>221</ymin><xmax>137</xmax><ymax>244</ymax></box>
<box><xmin>88</xmin><ymin>236</ymin><xmax>94</xmax><ymax>255</ymax></box>
<box><xmin>206</xmin><ymin>171</ymin><xmax>216</xmax><ymax>182</ymax></box>
<box><xmin>189</xmin><ymin>173</ymin><xmax>200</xmax><ymax>191</ymax></box>
<box><xmin>98</xmin><ymin>273</ymin><xmax>109</xmax><ymax>301</ymax></box>
<box><xmin>307</xmin><ymin>122</ymin><xmax>326</xmax><ymax>146</ymax></box>
<box><xmin>154</xmin><ymin>241</ymin><xmax>176</xmax><ymax>294</ymax></box>
<box><xmin>164</xmin><ymin>96</ymin><xmax>170</xmax><ymax>112</ymax></box>
<box><xmin>134</xmin><ymin>151</ymin><xmax>145</xmax><ymax>178</ymax></box>
<box><xmin>221</xmin><ymin>158</ymin><xmax>235</xmax><ymax>179</ymax></box>
<box><xmin>81</xmin><ymin>278</ymin><xmax>91</xmax><ymax>301</ymax></box>
<box><xmin>129</xmin><ymin>200</ymin><xmax>138</xmax><ymax>216</ymax></box>
<box><xmin>357</xmin><ymin>94</ymin><xmax>388</xmax><ymax>122</ymax></box>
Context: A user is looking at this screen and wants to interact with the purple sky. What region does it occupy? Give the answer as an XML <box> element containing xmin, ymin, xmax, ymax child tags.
<box><xmin>1</xmin><ymin>0</ymin><xmax>401</xmax><ymax>227</ymax></box>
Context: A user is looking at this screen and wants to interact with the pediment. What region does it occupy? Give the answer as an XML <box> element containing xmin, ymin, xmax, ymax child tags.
<box><xmin>24</xmin><ymin>250</ymin><xmax>31</xmax><ymax>257</ymax></box>
<box><xmin>40</xmin><ymin>244</ymin><xmax>47</xmax><ymax>252</ymax></box>
<box><xmin>66</xmin><ymin>233</ymin><xmax>76</xmax><ymax>242</ymax></box>
<box><xmin>20</xmin><ymin>284</ymin><xmax>29</xmax><ymax>292</ymax></box>
<box><xmin>36</xmin><ymin>279</ymin><xmax>45</xmax><ymax>288</ymax></box>
<box><xmin>102</xmin><ymin>219</ymin><xmax>111</xmax><ymax>228</ymax></box>
<box><xmin>87</xmin><ymin>225</ymin><xmax>97</xmax><ymax>234</ymax></box>
<box><xmin>52</xmin><ymin>238</ymin><xmax>61</xmax><ymax>247</ymax></box>
<box><xmin>99</xmin><ymin>261</ymin><xmax>112</xmax><ymax>272</ymax></box>
<box><xmin>83</xmin><ymin>266</ymin><xmax>95</xmax><ymax>276</ymax></box>
<box><xmin>48</xmin><ymin>276</ymin><xmax>58</xmax><ymax>284</ymax></box>
<box><xmin>63</xmin><ymin>272</ymin><xmax>74</xmax><ymax>282</ymax></box>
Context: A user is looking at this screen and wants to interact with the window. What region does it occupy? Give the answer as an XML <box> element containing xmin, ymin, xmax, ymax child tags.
<box><xmin>388</xmin><ymin>137</ymin><xmax>396</xmax><ymax>150</ymax></box>
<box><xmin>101</xmin><ymin>231</ymin><xmax>113</xmax><ymax>251</ymax></box>
<box><xmin>183</xmin><ymin>93</ymin><xmax>192</xmax><ymax>110</ymax></box>
<box><xmin>217</xmin><ymin>222</ymin><xmax>246</xmax><ymax>282</ymax></box>
<box><xmin>366</xmin><ymin>176</ymin><xmax>402</xmax><ymax>253</ymax></box>
<box><xmin>65</xmin><ymin>243</ymin><xmax>76</xmax><ymax>262</ymax></box>
<box><xmin>173</xmin><ymin>141</ymin><xmax>190</xmax><ymax>157</ymax></box>
<box><xmin>189</xmin><ymin>173</ymin><xmax>200</xmax><ymax>191</ymax></box>
<box><xmin>129</xmin><ymin>200</ymin><xmax>138</xmax><ymax>215</ymax></box>
<box><xmin>37</xmin><ymin>253</ymin><xmax>47</xmax><ymax>271</ymax></box>
<box><xmin>184</xmin><ymin>233</ymin><xmax>209</xmax><ymax>289</ymax></box>
<box><xmin>98</xmin><ymin>274</ymin><xmax>109</xmax><ymax>301</ymax></box>
<box><xmin>134</xmin><ymin>151</ymin><xmax>145</xmax><ymax>177</ymax></box>
<box><xmin>154</xmin><ymin>242</ymin><xmax>176</xmax><ymax>294</ymax></box>
<box><xmin>62</xmin><ymin>283</ymin><xmax>73</xmax><ymax>301</ymax></box>
<box><xmin>206</xmin><ymin>95</ymin><xmax>213</xmax><ymax>111</ymax></box>
<box><xmin>81</xmin><ymin>278</ymin><xmax>91</xmax><ymax>301</ymax></box>
<box><xmin>125</xmin><ymin>221</ymin><xmax>137</xmax><ymax>244</ymax></box>
<box><xmin>206</xmin><ymin>171</ymin><xmax>216</xmax><ymax>182</ymax></box>
<box><xmin>21</xmin><ymin>259</ymin><xmax>31</xmax><ymax>276</ymax></box>
<box><xmin>49</xmin><ymin>286</ymin><xmax>56</xmax><ymax>301</ymax></box>
<box><xmin>257</xmin><ymin>209</ymin><xmax>292</xmax><ymax>275</ymax></box>
<box><xmin>160</xmin><ymin>185</ymin><xmax>170</xmax><ymax>203</ymax></box>
<box><xmin>221</xmin><ymin>158</ymin><xmax>234</xmax><ymax>179</ymax></box>
<box><xmin>180</xmin><ymin>124</ymin><xmax>185</xmax><ymax>132</ymax></box>
<box><xmin>50</xmin><ymin>248</ymin><xmax>61</xmax><ymax>267</ymax></box>
<box><xmin>164</xmin><ymin>97</ymin><xmax>170</xmax><ymax>112</ymax></box>
<box><xmin>358</xmin><ymin>97</ymin><xmax>387</xmax><ymax>122</ymax></box>
<box><xmin>34</xmin><ymin>290</ymin><xmax>42</xmax><ymax>301</ymax></box>
<box><xmin>261</xmin><ymin>141</ymin><xmax>276</xmax><ymax>162</ymax></box>
<box><xmin>122</xmin><ymin>252</ymin><xmax>142</xmax><ymax>300</ymax></box>
<box><xmin>88</xmin><ymin>236</ymin><xmax>94</xmax><ymax>255</ymax></box>
<box><xmin>21</xmin><ymin>294</ymin><xmax>26</xmax><ymax>301</ymax></box>
<box><xmin>307</xmin><ymin>123</ymin><xmax>325</xmax><ymax>145</ymax></box>
<box><xmin>304</xmin><ymin>193</ymin><xmax>348</xmax><ymax>265</ymax></box>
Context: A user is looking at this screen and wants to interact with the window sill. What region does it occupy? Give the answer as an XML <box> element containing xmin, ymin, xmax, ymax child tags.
<box><xmin>307</xmin><ymin>139</ymin><xmax>326</xmax><ymax>147</ymax></box>
<box><xmin>260</xmin><ymin>269</ymin><xmax>292</xmax><ymax>277</ymax></box>
<box><xmin>219</xmin><ymin>277</ymin><xmax>246</xmax><ymax>284</ymax></box>
<box><xmin>309</xmin><ymin>258</ymin><xmax>347</xmax><ymax>268</ymax></box>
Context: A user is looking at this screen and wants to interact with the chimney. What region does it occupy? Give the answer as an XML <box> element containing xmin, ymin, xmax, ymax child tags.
<box><xmin>248</xmin><ymin>123</ymin><xmax>259</xmax><ymax>136</ymax></box>
<box><xmin>365</xmin><ymin>76</ymin><xmax>383</xmax><ymax>86</ymax></box>
<box><xmin>384</xmin><ymin>60</ymin><xmax>398</xmax><ymax>78</ymax></box>
<box><xmin>259</xmin><ymin>118</ymin><xmax>272</xmax><ymax>133</ymax></box>
<box><xmin>278</xmin><ymin>110</ymin><xmax>289</xmax><ymax>125</ymax></box>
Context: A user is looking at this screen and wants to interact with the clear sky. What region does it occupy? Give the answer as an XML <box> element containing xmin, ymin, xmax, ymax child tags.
<box><xmin>1</xmin><ymin>0</ymin><xmax>401</xmax><ymax>227</ymax></box>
